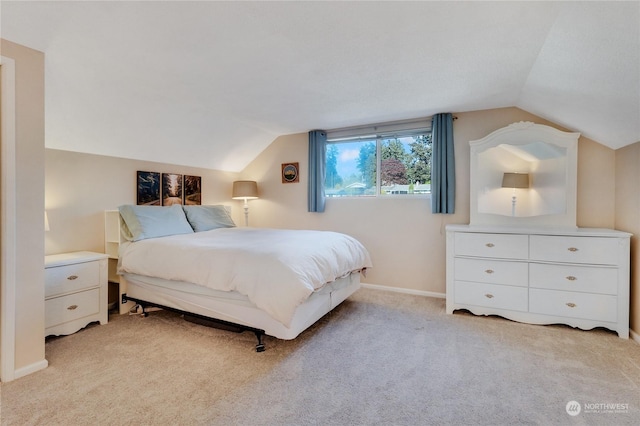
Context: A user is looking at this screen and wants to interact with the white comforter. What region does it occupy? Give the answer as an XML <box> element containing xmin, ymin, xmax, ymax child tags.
<box><xmin>118</xmin><ymin>227</ymin><xmax>372</xmax><ymax>327</ymax></box>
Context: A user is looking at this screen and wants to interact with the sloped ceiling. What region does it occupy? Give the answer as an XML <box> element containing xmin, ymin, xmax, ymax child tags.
<box><xmin>2</xmin><ymin>1</ymin><xmax>638</xmax><ymax>172</ymax></box>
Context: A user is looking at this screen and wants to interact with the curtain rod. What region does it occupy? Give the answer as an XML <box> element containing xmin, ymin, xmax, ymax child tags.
<box><xmin>329</xmin><ymin>115</ymin><xmax>457</xmax><ymax>133</ymax></box>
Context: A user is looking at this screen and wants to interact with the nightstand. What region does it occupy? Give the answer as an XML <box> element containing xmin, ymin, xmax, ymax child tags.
<box><xmin>45</xmin><ymin>251</ymin><xmax>109</xmax><ymax>336</ymax></box>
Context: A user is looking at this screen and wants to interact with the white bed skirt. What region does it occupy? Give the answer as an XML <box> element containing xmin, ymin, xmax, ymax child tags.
<box><xmin>121</xmin><ymin>271</ymin><xmax>361</xmax><ymax>340</ymax></box>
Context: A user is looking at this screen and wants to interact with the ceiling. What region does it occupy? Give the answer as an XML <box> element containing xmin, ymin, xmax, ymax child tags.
<box><xmin>2</xmin><ymin>1</ymin><xmax>639</xmax><ymax>172</ymax></box>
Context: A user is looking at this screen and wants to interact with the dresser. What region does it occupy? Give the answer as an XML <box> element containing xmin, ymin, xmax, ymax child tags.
<box><xmin>45</xmin><ymin>251</ymin><xmax>109</xmax><ymax>336</ymax></box>
<box><xmin>446</xmin><ymin>225</ymin><xmax>631</xmax><ymax>338</ymax></box>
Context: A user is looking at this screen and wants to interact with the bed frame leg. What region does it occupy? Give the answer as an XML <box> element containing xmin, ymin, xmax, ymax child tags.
<box><xmin>255</xmin><ymin>331</ymin><xmax>265</xmax><ymax>352</ymax></box>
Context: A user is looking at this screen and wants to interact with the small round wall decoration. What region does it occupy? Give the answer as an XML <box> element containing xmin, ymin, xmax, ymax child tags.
<box><xmin>281</xmin><ymin>162</ymin><xmax>299</xmax><ymax>183</ymax></box>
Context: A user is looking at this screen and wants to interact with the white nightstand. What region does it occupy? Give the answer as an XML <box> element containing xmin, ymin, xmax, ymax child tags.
<box><xmin>45</xmin><ymin>251</ymin><xmax>109</xmax><ymax>336</ymax></box>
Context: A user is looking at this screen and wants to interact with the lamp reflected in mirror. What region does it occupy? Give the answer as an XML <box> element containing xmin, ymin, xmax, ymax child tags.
<box><xmin>502</xmin><ymin>173</ymin><xmax>529</xmax><ymax>217</ymax></box>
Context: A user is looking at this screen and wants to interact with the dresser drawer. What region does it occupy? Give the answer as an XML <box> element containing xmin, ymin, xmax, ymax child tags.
<box><xmin>45</xmin><ymin>288</ymin><xmax>100</xmax><ymax>328</ymax></box>
<box><xmin>454</xmin><ymin>281</ymin><xmax>528</xmax><ymax>312</ymax></box>
<box><xmin>45</xmin><ymin>261</ymin><xmax>100</xmax><ymax>297</ymax></box>
<box><xmin>455</xmin><ymin>258</ymin><xmax>528</xmax><ymax>287</ymax></box>
<box><xmin>454</xmin><ymin>232</ymin><xmax>528</xmax><ymax>259</ymax></box>
<box><xmin>530</xmin><ymin>263</ymin><xmax>617</xmax><ymax>295</ymax></box>
<box><xmin>529</xmin><ymin>289</ymin><xmax>616</xmax><ymax>323</ymax></box>
<box><xmin>529</xmin><ymin>235</ymin><xmax>620</xmax><ymax>265</ymax></box>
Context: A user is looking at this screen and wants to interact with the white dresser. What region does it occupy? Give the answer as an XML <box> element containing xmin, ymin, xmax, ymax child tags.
<box><xmin>45</xmin><ymin>251</ymin><xmax>109</xmax><ymax>336</ymax></box>
<box><xmin>446</xmin><ymin>225</ymin><xmax>631</xmax><ymax>338</ymax></box>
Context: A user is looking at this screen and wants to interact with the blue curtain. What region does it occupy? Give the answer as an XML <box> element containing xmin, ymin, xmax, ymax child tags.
<box><xmin>431</xmin><ymin>113</ymin><xmax>455</xmax><ymax>214</ymax></box>
<box><xmin>308</xmin><ymin>130</ymin><xmax>327</xmax><ymax>212</ymax></box>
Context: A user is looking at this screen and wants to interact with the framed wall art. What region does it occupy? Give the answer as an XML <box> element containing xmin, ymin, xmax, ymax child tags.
<box><xmin>184</xmin><ymin>175</ymin><xmax>202</xmax><ymax>205</ymax></box>
<box><xmin>162</xmin><ymin>173</ymin><xmax>183</xmax><ymax>206</ymax></box>
<box><xmin>137</xmin><ymin>171</ymin><xmax>161</xmax><ymax>205</ymax></box>
<box><xmin>281</xmin><ymin>162</ymin><xmax>299</xmax><ymax>183</ymax></box>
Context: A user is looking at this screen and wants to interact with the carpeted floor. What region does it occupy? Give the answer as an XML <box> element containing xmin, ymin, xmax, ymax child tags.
<box><xmin>1</xmin><ymin>288</ymin><xmax>639</xmax><ymax>425</ymax></box>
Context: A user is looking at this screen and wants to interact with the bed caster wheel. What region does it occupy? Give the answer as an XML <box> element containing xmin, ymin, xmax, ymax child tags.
<box><xmin>256</xmin><ymin>344</ymin><xmax>265</xmax><ymax>352</ymax></box>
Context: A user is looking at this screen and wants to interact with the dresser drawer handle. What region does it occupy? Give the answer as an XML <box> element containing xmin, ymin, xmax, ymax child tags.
<box><xmin>485</xmin><ymin>294</ymin><xmax>494</xmax><ymax>299</ymax></box>
<box><xmin>566</xmin><ymin>276</ymin><xmax>577</xmax><ymax>281</ymax></box>
<box><xmin>67</xmin><ymin>304</ymin><xmax>78</xmax><ymax>310</ymax></box>
<box><xmin>485</xmin><ymin>243</ymin><xmax>495</xmax><ymax>248</ymax></box>
<box><xmin>485</xmin><ymin>269</ymin><xmax>494</xmax><ymax>274</ymax></box>
<box><xmin>567</xmin><ymin>247</ymin><xmax>579</xmax><ymax>252</ymax></box>
<box><xmin>566</xmin><ymin>302</ymin><xmax>576</xmax><ymax>308</ymax></box>
<box><xmin>67</xmin><ymin>275</ymin><xmax>79</xmax><ymax>281</ymax></box>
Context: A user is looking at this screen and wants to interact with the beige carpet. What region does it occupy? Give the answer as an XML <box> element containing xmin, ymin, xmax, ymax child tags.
<box><xmin>2</xmin><ymin>288</ymin><xmax>639</xmax><ymax>425</ymax></box>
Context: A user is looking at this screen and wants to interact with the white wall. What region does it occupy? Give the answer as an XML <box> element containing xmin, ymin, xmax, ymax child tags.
<box><xmin>615</xmin><ymin>142</ymin><xmax>640</xmax><ymax>335</ymax></box>
<box><xmin>1</xmin><ymin>39</ymin><xmax>46</xmax><ymax>379</ymax></box>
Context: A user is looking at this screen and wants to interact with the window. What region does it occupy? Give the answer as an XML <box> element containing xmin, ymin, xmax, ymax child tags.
<box><xmin>325</xmin><ymin>120</ymin><xmax>432</xmax><ymax>197</ymax></box>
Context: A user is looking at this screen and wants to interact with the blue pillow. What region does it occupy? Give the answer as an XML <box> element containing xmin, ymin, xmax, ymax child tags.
<box><xmin>182</xmin><ymin>205</ymin><xmax>236</xmax><ymax>232</ymax></box>
<box><xmin>118</xmin><ymin>204</ymin><xmax>194</xmax><ymax>241</ymax></box>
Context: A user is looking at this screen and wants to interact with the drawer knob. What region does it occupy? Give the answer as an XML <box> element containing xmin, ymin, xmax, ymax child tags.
<box><xmin>566</xmin><ymin>302</ymin><xmax>577</xmax><ymax>308</ymax></box>
<box><xmin>566</xmin><ymin>276</ymin><xmax>577</xmax><ymax>281</ymax></box>
<box><xmin>485</xmin><ymin>243</ymin><xmax>495</xmax><ymax>248</ymax></box>
<box><xmin>67</xmin><ymin>304</ymin><xmax>78</xmax><ymax>310</ymax></box>
<box><xmin>484</xmin><ymin>294</ymin><xmax>494</xmax><ymax>299</ymax></box>
<box><xmin>485</xmin><ymin>269</ymin><xmax>494</xmax><ymax>274</ymax></box>
<box><xmin>67</xmin><ymin>275</ymin><xmax>79</xmax><ymax>281</ymax></box>
<box><xmin>567</xmin><ymin>247</ymin><xmax>579</xmax><ymax>252</ymax></box>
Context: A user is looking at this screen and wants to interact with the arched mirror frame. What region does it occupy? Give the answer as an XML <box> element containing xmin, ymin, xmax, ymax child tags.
<box><xmin>469</xmin><ymin>121</ymin><xmax>580</xmax><ymax>228</ymax></box>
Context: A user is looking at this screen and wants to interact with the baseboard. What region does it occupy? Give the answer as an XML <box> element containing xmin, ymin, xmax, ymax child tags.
<box><xmin>13</xmin><ymin>359</ymin><xmax>48</xmax><ymax>380</ymax></box>
<box><xmin>630</xmin><ymin>328</ymin><xmax>640</xmax><ymax>344</ymax></box>
<box><xmin>361</xmin><ymin>283</ymin><xmax>445</xmax><ymax>299</ymax></box>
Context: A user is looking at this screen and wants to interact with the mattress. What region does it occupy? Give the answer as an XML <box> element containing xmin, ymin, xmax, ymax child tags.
<box><xmin>118</xmin><ymin>227</ymin><xmax>372</xmax><ymax>327</ymax></box>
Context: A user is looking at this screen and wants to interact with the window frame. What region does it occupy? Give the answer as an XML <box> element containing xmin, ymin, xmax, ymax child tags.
<box><xmin>325</xmin><ymin>119</ymin><xmax>432</xmax><ymax>199</ymax></box>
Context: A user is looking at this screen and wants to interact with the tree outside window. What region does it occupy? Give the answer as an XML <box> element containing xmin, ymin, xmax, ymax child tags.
<box><xmin>325</xmin><ymin>132</ymin><xmax>432</xmax><ymax>197</ymax></box>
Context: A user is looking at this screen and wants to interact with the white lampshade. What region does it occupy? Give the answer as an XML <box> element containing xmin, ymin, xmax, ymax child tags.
<box><xmin>501</xmin><ymin>173</ymin><xmax>530</xmax><ymax>189</ymax></box>
<box><xmin>232</xmin><ymin>181</ymin><xmax>259</xmax><ymax>227</ymax></box>
<box><xmin>232</xmin><ymin>181</ymin><xmax>259</xmax><ymax>200</ymax></box>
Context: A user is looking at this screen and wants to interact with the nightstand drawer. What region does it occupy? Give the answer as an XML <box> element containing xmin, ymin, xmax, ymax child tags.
<box><xmin>529</xmin><ymin>235</ymin><xmax>620</xmax><ymax>265</ymax></box>
<box><xmin>45</xmin><ymin>261</ymin><xmax>100</xmax><ymax>297</ymax></box>
<box><xmin>45</xmin><ymin>288</ymin><xmax>100</xmax><ymax>329</ymax></box>
<box><xmin>529</xmin><ymin>263</ymin><xmax>617</xmax><ymax>295</ymax></box>
<box><xmin>454</xmin><ymin>232</ymin><xmax>528</xmax><ymax>259</ymax></box>
<box><xmin>529</xmin><ymin>289</ymin><xmax>616</xmax><ymax>323</ymax></box>
<box><xmin>455</xmin><ymin>258</ymin><xmax>528</xmax><ymax>287</ymax></box>
<box><xmin>454</xmin><ymin>281</ymin><xmax>528</xmax><ymax>312</ymax></box>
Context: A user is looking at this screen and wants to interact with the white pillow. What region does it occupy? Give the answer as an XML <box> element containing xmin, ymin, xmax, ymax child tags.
<box><xmin>118</xmin><ymin>204</ymin><xmax>194</xmax><ymax>241</ymax></box>
<box><xmin>182</xmin><ymin>205</ymin><xmax>236</xmax><ymax>232</ymax></box>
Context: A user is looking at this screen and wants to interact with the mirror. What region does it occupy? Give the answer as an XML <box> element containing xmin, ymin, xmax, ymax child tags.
<box><xmin>470</xmin><ymin>122</ymin><xmax>579</xmax><ymax>228</ymax></box>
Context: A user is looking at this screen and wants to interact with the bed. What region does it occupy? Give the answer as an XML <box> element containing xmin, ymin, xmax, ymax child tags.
<box><xmin>116</xmin><ymin>204</ymin><xmax>372</xmax><ymax>351</ymax></box>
